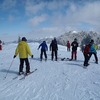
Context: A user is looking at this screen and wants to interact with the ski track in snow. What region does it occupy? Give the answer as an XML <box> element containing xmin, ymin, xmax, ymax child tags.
<box><xmin>0</xmin><ymin>43</ymin><xmax>100</xmax><ymax>100</ymax></box>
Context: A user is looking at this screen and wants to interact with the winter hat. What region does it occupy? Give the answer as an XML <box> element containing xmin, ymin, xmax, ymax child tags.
<box><xmin>43</xmin><ymin>41</ymin><xmax>46</xmax><ymax>43</ymax></box>
<box><xmin>22</xmin><ymin>37</ymin><xmax>27</xmax><ymax>41</ymax></box>
<box><xmin>74</xmin><ymin>38</ymin><xmax>77</xmax><ymax>41</ymax></box>
<box><xmin>90</xmin><ymin>39</ymin><xmax>94</xmax><ymax>43</ymax></box>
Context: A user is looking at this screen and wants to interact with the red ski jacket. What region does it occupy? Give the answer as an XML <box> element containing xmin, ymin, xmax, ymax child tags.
<box><xmin>83</xmin><ymin>44</ymin><xmax>90</xmax><ymax>55</ymax></box>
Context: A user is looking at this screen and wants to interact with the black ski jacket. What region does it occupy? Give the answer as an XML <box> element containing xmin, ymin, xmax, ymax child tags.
<box><xmin>50</xmin><ymin>40</ymin><xmax>58</xmax><ymax>51</ymax></box>
<box><xmin>71</xmin><ymin>41</ymin><xmax>78</xmax><ymax>51</ymax></box>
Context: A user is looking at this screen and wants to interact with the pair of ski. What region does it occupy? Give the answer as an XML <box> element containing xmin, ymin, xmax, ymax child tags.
<box><xmin>13</xmin><ymin>69</ymin><xmax>37</xmax><ymax>80</ymax></box>
<box><xmin>61</xmin><ymin>58</ymin><xmax>70</xmax><ymax>61</ymax></box>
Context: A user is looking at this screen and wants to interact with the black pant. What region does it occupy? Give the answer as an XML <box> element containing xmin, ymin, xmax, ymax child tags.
<box><xmin>40</xmin><ymin>49</ymin><xmax>47</xmax><ymax>60</ymax></box>
<box><xmin>19</xmin><ymin>58</ymin><xmax>30</xmax><ymax>73</ymax></box>
<box><xmin>84</xmin><ymin>54</ymin><xmax>90</xmax><ymax>66</ymax></box>
<box><xmin>51</xmin><ymin>50</ymin><xmax>57</xmax><ymax>61</ymax></box>
<box><xmin>89</xmin><ymin>52</ymin><xmax>98</xmax><ymax>63</ymax></box>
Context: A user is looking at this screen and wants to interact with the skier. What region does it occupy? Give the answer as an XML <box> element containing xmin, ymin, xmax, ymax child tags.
<box><xmin>66</xmin><ymin>41</ymin><xmax>70</xmax><ymax>51</ymax></box>
<box><xmin>50</xmin><ymin>38</ymin><xmax>58</xmax><ymax>61</ymax></box>
<box><xmin>38</xmin><ymin>41</ymin><xmax>48</xmax><ymax>61</ymax></box>
<box><xmin>70</xmin><ymin>38</ymin><xmax>78</xmax><ymax>60</ymax></box>
<box><xmin>13</xmin><ymin>37</ymin><xmax>33</xmax><ymax>75</ymax></box>
<box><xmin>83</xmin><ymin>42</ymin><xmax>91</xmax><ymax>66</ymax></box>
<box><xmin>0</xmin><ymin>40</ymin><xmax>2</xmax><ymax>50</ymax></box>
<box><xmin>89</xmin><ymin>39</ymin><xmax>98</xmax><ymax>64</ymax></box>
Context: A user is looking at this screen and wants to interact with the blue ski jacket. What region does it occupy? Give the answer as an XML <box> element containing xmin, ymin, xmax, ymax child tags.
<box><xmin>90</xmin><ymin>44</ymin><xmax>97</xmax><ymax>53</ymax></box>
<box><xmin>38</xmin><ymin>41</ymin><xmax>48</xmax><ymax>50</ymax></box>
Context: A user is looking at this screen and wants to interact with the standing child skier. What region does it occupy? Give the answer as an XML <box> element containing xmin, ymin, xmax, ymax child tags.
<box><xmin>13</xmin><ymin>37</ymin><xmax>33</xmax><ymax>75</ymax></box>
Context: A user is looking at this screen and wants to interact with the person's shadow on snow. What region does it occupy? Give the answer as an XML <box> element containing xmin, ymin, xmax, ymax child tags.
<box><xmin>29</xmin><ymin>58</ymin><xmax>40</xmax><ymax>61</ymax></box>
<box><xmin>67</xmin><ymin>63</ymin><xmax>83</xmax><ymax>67</ymax></box>
<box><xmin>0</xmin><ymin>69</ymin><xmax>18</xmax><ymax>75</ymax></box>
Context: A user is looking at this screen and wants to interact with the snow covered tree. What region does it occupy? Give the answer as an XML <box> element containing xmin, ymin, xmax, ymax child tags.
<box><xmin>81</xmin><ymin>34</ymin><xmax>92</xmax><ymax>46</ymax></box>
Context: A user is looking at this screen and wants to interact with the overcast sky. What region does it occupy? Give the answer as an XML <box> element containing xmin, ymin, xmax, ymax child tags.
<box><xmin>0</xmin><ymin>0</ymin><xmax>100</xmax><ymax>39</ymax></box>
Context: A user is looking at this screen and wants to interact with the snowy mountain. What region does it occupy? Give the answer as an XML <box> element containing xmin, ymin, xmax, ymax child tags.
<box><xmin>0</xmin><ymin>42</ymin><xmax>100</xmax><ymax>100</ymax></box>
<box><xmin>27</xmin><ymin>31</ymin><xmax>100</xmax><ymax>46</ymax></box>
<box><xmin>57</xmin><ymin>31</ymin><xmax>100</xmax><ymax>46</ymax></box>
<box><xmin>2</xmin><ymin>31</ymin><xmax>100</xmax><ymax>47</ymax></box>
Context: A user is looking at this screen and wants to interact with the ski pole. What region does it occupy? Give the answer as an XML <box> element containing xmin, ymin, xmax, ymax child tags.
<box><xmin>4</xmin><ymin>59</ymin><xmax>14</xmax><ymax>79</ymax></box>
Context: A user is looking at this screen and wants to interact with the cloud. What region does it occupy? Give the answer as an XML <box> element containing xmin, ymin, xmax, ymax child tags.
<box><xmin>30</xmin><ymin>27</ymin><xmax>68</xmax><ymax>37</ymax></box>
<box><xmin>44</xmin><ymin>0</ymin><xmax>100</xmax><ymax>32</ymax></box>
<box><xmin>28</xmin><ymin>14</ymin><xmax>48</xmax><ymax>26</ymax></box>
<box><xmin>65</xmin><ymin>1</ymin><xmax>100</xmax><ymax>31</ymax></box>
<box><xmin>1</xmin><ymin>0</ymin><xmax>100</xmax><ymax>36</ymax></box>
<box><xmin>0</xmin><ymin>0</ymin><xmax>17</xmax><ymax>10</ymax></box>
<box><xmin>25</xmin><ymin>0</ymin><xmax>69</xmax><ymax>15</ymax></box>
<box><xmin>15</xmin><ymin>0</ymin><xmax>100</xmax><ymax>34</ymax></box>
<box><xmin>25</xmin><ymin>0</ymin><xmax>46</xmax><ymax>15</ymax></box>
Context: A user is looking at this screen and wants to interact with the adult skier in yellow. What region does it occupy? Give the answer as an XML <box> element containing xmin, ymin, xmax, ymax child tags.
<box><xmin>13</xmin><ymin>37</ymin><xmax>33</xmax><ymax>75</ymax></box>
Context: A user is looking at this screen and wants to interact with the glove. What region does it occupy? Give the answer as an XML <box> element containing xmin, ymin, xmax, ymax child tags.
<box><xmin>31</xmin><ymin>55</ymin><xmax>33</xmax><ymax>58</ymax></box>
<box><xmin>13</xmin><ymin>55</ymin><xmax>16</xmax><ymax>58</ymax></box>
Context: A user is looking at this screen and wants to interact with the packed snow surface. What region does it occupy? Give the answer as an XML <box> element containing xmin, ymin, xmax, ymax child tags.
<box><xmin>0</xmin><ymin>43</ymin><xmax>100</xmax><ymax>100</ymax></box>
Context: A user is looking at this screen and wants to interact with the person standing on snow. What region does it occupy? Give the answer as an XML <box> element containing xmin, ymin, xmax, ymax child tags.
<box><xmin>66</xmin><ymin>41</ymin><xmax>70</xmax><ymax>51</ymax></box>
<box><xmin>38</xmin><ymin>41</ymin><xmax>48</xmax><ymax>61</ymax></box>
<box><xmin>50</xmin><ymin>38</ymin><xmax>58</xmax><ymax>61</ymax></box>
<box><xmin>70</xmin><ymin>38</ymin><xmax>78</xmax><ymax>60</ymax></box>
<box><xmin>0</xmin><ymin>40</ymin><xmax>2</xmax><ymax>50</ymax></box>
<box><xmin>83</xmin><ymin>42</ymin><xmax>91</xmax><ymax>67</ymax></box>
<box><xmin>89</xmin><ymin>39</ymin><xmax>98</xmax><ymax>64</ymax></box>
<box><xmin>13</xmin><ymin>37</ymin><xmax>33</xmax><ymax>75</ymax></box>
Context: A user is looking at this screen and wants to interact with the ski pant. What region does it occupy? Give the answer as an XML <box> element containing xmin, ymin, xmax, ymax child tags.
<box><xmin>71</xmin><ymin>51</ymin><xmax>77</xmax><ymax>60</ymax></box>
<box><xmin>40</xmin><ymin>49</ymin><xmax>47</xmax><ymax>60</ymax></box>
<box><xmin>83</xmin><ymin>54</ymin><xmax>90</xmax><ymax>66</ymax></box>
<box><xmin>51</xmin><ymin>50</ymin><xmax>57</xmax><ymax>61</ymax></box>
<box><xmin>89</xmin><ymin>52</ymin><xmax>98</xmax><ymax>63</ymax></box>
<box><xmin>19</xmin><ymin>58</ymin><xmax>30</xmax><ymax>73</ymax></box>
<box><xmin>0</xmin><ymin>45</ymin><xmax>2</xmax><ymax>50</ymax></box>
<box><xmin>67</xmin><ymin>47</ymin><xmax>70</xmax><ymax>51</ymax></box>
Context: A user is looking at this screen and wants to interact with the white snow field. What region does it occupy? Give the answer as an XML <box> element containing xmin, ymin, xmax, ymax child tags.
<box><xmin>0</xmin><ymin>42</ymin><xmax>100</xmax><ymax>100</ymax></box>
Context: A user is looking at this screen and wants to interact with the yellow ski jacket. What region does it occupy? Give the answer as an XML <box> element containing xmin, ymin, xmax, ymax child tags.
<box><xmin>15</xmin><ymin>41</ymin><xmax>32</xmax><ymax>58</ymax></box>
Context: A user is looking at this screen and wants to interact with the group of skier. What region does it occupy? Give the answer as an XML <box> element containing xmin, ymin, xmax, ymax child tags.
<box><xmin>66</xmin><ymin>38</ymin><xmax>98</xmax><ymax>67</ymax></box>
<box><xmin>37</xmin><ymin>37</ymin><xmax>58</xmax><ymax>61</ymax></box>
<box><xmin>13</xmin><ymin>37</ymin><xmax>58</xmax><ymax>75</ymax></box>
<box><xmin>13</xmin><ymin>37</ymin><xmax>98</xmax><ymax>75</ymax></box>
<box><xmin>83</xmin><ymin>39</ymin><xmax>98</xmax><ymax>67</ymax></box>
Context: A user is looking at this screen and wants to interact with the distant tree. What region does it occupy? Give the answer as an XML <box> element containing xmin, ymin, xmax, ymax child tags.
<box><xmin>96</xmin><ymin>37</ymin><xmax>100</xmax><ymax>44</ymax></box>
<box><xmin>81</xmin><ymin>34</ymin><xmax>92</xmax><ymax>46</ymax></box>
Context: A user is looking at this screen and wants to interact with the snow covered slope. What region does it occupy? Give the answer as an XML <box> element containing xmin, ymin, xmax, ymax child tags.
<box><xmin>0</xmin><ymin>43</ymin><xmax>100</xmax><ymax>100</ymax></box>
